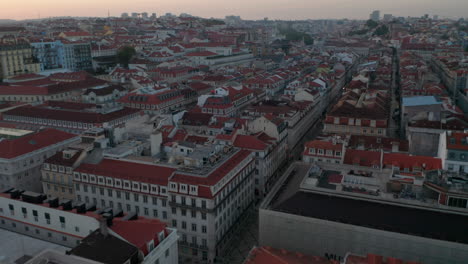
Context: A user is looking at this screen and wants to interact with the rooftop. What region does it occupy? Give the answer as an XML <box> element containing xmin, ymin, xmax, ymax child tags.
<box><xmin>402</xmin><ymin>96</ymin><xmax>442</xmax><ymax>107</ymax></box>
<box><xmin>273</xmin><ymin>191</ymin><xmax>468</xmax><ymax>245</ymax></box>
<box><xmin>0</xmin><ymin>129</ymin><xmax>78</xmax><ymax>159</ymax></box>
<box><xmin>69</xmin><ymin>229</ymin><xmax>138</xmax><ymax>264</ymax></box>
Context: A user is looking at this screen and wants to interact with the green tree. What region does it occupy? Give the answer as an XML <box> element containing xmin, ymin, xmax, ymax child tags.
<box><xmin>116</xmin><ymin>46</ymin><xmax>136</xmax><ymax>68</ymax></box>
<box><xmin>374</xmin><ymin>25</ymin><xmax>389</xmax><ymax>36</ymax></box>
<box><xmin>366</xmin><ymin>19</ymin><xmax>379</xmax><ymax>29</ymax></box>
<box><xmin>441</xmin><ymin>34</ymin><xmax>450</xmax><ymax>40</ymax></box>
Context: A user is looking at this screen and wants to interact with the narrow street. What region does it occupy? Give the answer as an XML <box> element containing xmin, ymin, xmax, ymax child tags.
<box><xmin>220</xmin><ymin>119</ymin><xmax>324</xmax><ymax>264</ymax></box>
<box><xmin>388</xmin><ymin>48</ymin><xmax>401</xmax><ymax>138</ymax></box>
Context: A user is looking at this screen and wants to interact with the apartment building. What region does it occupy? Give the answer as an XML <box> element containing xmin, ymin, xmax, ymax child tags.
<box><xmin>324</xmin><ymin>90</ymin><xmax>389</xmax><ymax>137</ymax></box>
<box><xmin>0</xmin><ymin>129</ymin><xmax>81</xmax><ymax>192</ymax></box>
<box><xmin>73</xmin><ymin>158</ymin><xmax>175</xmax><ymax>222</ymax></box>
<box><xmin>0</xmin><ymin>37</ymin><xmax>40</xmax><ymax>79</ymax></box>
<box><xmin>41</xmin><ymin>148</ymin><xmax>88</xmax><ymax>200</ymax></box>
<box><xmin>0</xmin><ymin>189</ymin><xmax>179</xmax><ymax>264</ymax></box>
<box><xmin>168</xmin><ymin>148</ymin><xmax>255</xmax><ymax>263</ymax></box>
<box><xmin>62</xmin><ymin>41</ymin><xmax>92</xmax><ymax>72</ymax></box>
<box><xmin>73</xmin><ymin>147</ymin><xmax>254</xmax><ymax>263</ymax></box>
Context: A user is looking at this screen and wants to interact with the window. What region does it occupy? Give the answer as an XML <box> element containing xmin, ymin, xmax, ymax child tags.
<box><xmin>144</xmin><ymin>207</ymin><xmax>149</xmax><ymax>216</ymax></box>
<box><xmin>202</xmin><ymin>225</ymin><xmax>207</xmax><ymax>233</ymax></box>
<box><xmin>134</xmin><ymin>193</ymin><xmax>139</xmax><ymax>202</ymax></box>
<box><xmin>309</xmin><ymin>148</ymin><xmax>316</xmax><ymax>154</ymax></box>
<box><xmin>152</xmin><ymin>197</ymin><xmax>158</xmax><ymax>205</ymax></box>
<box><xmin>181</xmin><ymin>209</ymin><xmax>186</xmax><ymax>216</ymax></box>
<box><xmin>125</xmin><ymin>192</ymin><xmax>130</xmax><ymax>200</ymax></box>
<box><xmin>182</xmin><ymin>221</ymin><xmax>187</xmax><ymax>229</ymax></box>
<box><xmin>143</xmin><ymin>195</ymin><xmax>148</xmax><ymax>203</ymax></box>
<box><xmin>335</xmin><ymin>151</ymin><xmax>341</xmax><ymax>157</ymax></box>
<box><xmin>45</xmin><ymin>213</ymin><xmax>50</xmax><ymax>224</ymax></box>
<box><xmin>163</xmin><ymin>211</ymin><xmax>167</xmax><ymax>219</ymax></box>
<box><xmin>75</xmin><ymin>226</ymin><xmax>80</xmax><ymax>232</ymax></box>
<box><xmin>35</xmin><ymin>229</ymin><xmax>40</xmax><ymax>234</ymax></box>
<box><xmin>62</xmin><ymin>236</ymin><xmax>67</xmax><ymax>241</ymax></box>
<box><xmin>153</xmin><ymin>209</ymin><xmax>158</xmax><ymax>217</ymax></box>
<box><xmin>165</xmin><ymin>249</ymin><xmax>169</xmax><ymax>257</ymax></box>
<box><xmin>172</xmin><ymin>219</ymin><xmax>177</xmax><ymax>227</ymax></box>
<box><xmin>202</xmin><ymin>212</ymin><xmax>207</xmax><ymax>220</ymax></box>
<box><xmin>202</xmin><ymin>200</ymin><xmax>206</xmax><ymax>209</ymax></box>
<box><xmin>59</xmin><ymin>216</ymin><xmax>65</xmax><ymax>228</ymax></box>
<box><xmin>191</xmin><ymin>210</ymin><xmax>196</xmax><ymax>218</ymax></box>
<box><xmin>99</xmin><ymin>188</ymin><xmax>104</xmax><ymax>195</ymax></box>
<box><xmin>33</xmin><ymin>210</ymin><xmax>38</xmax><ymax>222</ymax></box>
<box><xmin>107</xmin><ymin>189</ymin><xmax>113</xmax><ymax>197</ymax></box>
<box><xmin>171</xmin><ymin>207</ymin><xmax>177</xmax><ymax>214</ymax></box>
<box><xmin>191</xmin><ymin>223</ymin><xmax>197</xmax><ymax>231</ymax></box>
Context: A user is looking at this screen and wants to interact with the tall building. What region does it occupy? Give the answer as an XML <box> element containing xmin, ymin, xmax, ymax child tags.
<box><xmin>72</xmin><ymin>147</ymin><xmax>255</xmax><ymax>263</ymax></box>
<box><xmin>121</xmin><ymin>12</ymin><xmax>129</xmax><ymax>18</ymax></box>
<box><xmin>62</xmin><ymin>41</ymin><xmax>92</xmax><ymax>71</ymax></box>
<box><xmin>0</xmin><ymin>37</ymin><xmax>41</xmax><ymax>79</ymax></box>
<box><xmin>383</xmin><ymin>14</ymin><xmax>393</xmax><ymax>22</ymax></box>
<box><xmin>30</xmin><ymin>39</ymin><xmax>64</xmax><ymax>71</ymax></box>
<box><xmin>370</xmin><ymin>10</ymin><xmax>380</xmax><ymax>21</ymax></box>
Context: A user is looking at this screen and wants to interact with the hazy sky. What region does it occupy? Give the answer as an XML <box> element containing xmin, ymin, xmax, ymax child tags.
<box><xmin>2</xmin><ymin>0</ymin><xmax>467</xmax><ymax>20</ymax></box>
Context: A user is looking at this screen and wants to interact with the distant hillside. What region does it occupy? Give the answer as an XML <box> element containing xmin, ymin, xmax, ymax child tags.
<box><xmin>0</xmin><ymin>19</ymin><xmax>17</xmax><ymax>25</ymax></box>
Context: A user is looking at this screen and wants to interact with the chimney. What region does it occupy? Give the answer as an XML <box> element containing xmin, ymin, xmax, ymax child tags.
<box><xmin>392</xmin><ymin>141</ymin><xmax>400</xmax><ymax>152</ymax></box>
<box><xmin>99</xmin><ymin>216</ymin><xmax>109</xmax><ymax>237</ymax></box>
<box><xmin>150</xmin><ymin>131</ymin><xmax>162</xmax><ymax>156</ymax></box>
<box><xmin>367</xmin><ymin>254</ymin><xmax>383</xmax><ymax>264</ymax></box>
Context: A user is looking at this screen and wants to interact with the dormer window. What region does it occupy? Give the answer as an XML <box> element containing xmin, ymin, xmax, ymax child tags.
<box><xmin>309</xmin><ymin>148</ymin><xmax>316</xmax><ymax>154</ymax></box>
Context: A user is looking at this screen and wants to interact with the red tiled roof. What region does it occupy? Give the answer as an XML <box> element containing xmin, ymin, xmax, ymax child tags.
<box><xmin>0</xmin><ymin>129</ymin><xmax>78</xmax><ymax>159</ymax></box>
<box><xmin>344</xmin><ymin>149</ymin><xmax>382</xmax><ymax>168</ymax></box>
<box><xmin>185</xmin><ymin>51</ymin><xmax>218</xmax><ymax>57</ymax></box>
<box><xmin>8</xmin><ymin>73</ymin><xmax>44</xmax><ymax>80</ymax></box>
<box><xmin>171</xmin><ymin>150</ymin><xmax>252</xmax><ymax>197</ymax></box>
<box><xmin>383</xmin><ymin>153</ymin><xmax>442</xmax><ymax>171</ymax></box>
<box><xmin>328</xmin><ymin>174</ymin><xmax>343</xmax><ymax>184</ymax></box>
<box><xmin>345</xmin><ymin>253</ymin><xmax>421</xmax><ymax>264</ymax></box>
<box><xmin>111</xmin><ymin>217</ymin><xmax>167</xmax><ymax>255</ymax></box>
<box><xmin>234</xmin><ymin>135</ymin><xmax>267</xmax><ymax>150</ymax></box>
<box><xmin>4</xmin><ymin>105</ymin><xmax>140</xmax><ymax>124</ymax></box>
<box><xmin>244</xmin><ymin>246</ymin><xmax>335</xmax><ymax>264</ymax></box>
<box><xmin>304</xmin><ymin>140</ymin><xmax>343</xmax><ymax>152</ymax></box>
<box><xmin>75</xmin><ymin>159</ymin><xmax>176</xmax><ymax>186</ymax></box>
<box><xmin>185</xmin><ymin>135</ymin><xmax>209</xmax><ymax>145</ymax></box>
<box><xmin>446</xmin><ymin>132</ymin><xmax>468</xmax><ymax>150</ymax></box>
<box><xmin>61</xmin><ymin>31</ymin><xmax>92</xmax><ymax>37</ymax></box>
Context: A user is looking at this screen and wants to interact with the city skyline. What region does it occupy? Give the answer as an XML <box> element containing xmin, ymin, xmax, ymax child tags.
<box><xmin>1</xmin><ymin>0</ymin><xmax>468</xmax><ymax>20</ymax></box>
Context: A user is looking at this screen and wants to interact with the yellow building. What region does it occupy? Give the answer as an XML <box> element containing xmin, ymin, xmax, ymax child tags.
<box><xmin>0</xmin><ymin>37</ymin><xmax>40</xmax><ymax>79</ymax></box>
